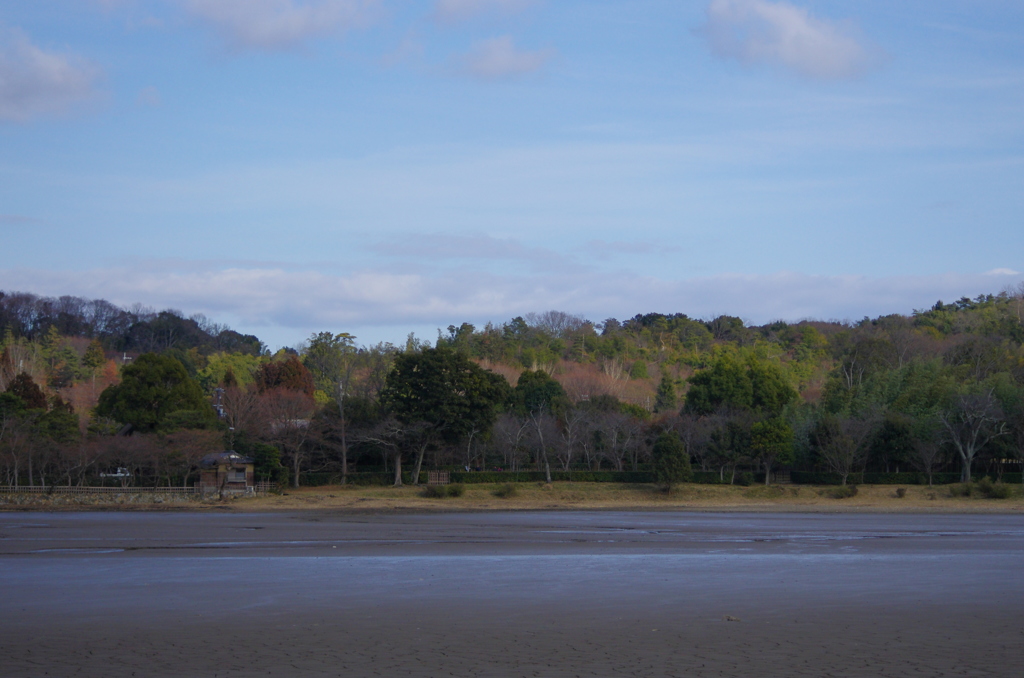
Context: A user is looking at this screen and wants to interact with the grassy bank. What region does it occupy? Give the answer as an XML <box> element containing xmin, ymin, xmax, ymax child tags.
<box><xmin>237</xmin><ymin>481</ymin><xmax>1024</xmax><ymax>513</ymax></box>
<box><xmin>5</xmin><ymin>482</ymin><xmax>1024</xmax><ymax>512</ymax></box>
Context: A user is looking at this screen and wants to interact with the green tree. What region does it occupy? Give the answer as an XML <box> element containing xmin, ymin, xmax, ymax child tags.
<box><xmin>95</xmin><ymin>353</ymin><xmax>211</xmax><ymax>432</ymax></box>
<box><xmin>750</xmin><ymin>417</ymin><xmax>794</xmax><ymax>486</ymax></box>
<box><xmin>629</xmin><ymin>361</ymin><xmax>649</xmax><ymax>380</ymax></box>
<box><xmin>654</xmin><ymin>373</ymin><xmax>677</xmax><ymax>413</ymax></box>
<box><xmin>382</xmin><ymin>347</ymin><xmax>511</xmax><ymax>486</ymax></box>
<box><xmin>38</xmin><ymin>395</ymin><xmax>79</xmax><ymax>444</ymax></box>
<box><xmin>196</xmin><ymin>352</ymin><xmax>261</xmax><ymax>393</ymax></box>
<box><xmin>513</xmin><ymin>370</ymin><xmax>570</xmax><ymax>483</ymax></box>
<box><xmin>684</xmin><ymin>354</ymin><xmax>795</xmax><ymax>416</ymax></box>
<box><xmin>652</xmin><ymin>430</ymin><xmax>692</xmax><ymax>488</ymax></box>
<box><xmin>82</xmin><ymin>340</ymin><xmax>105</xmax><ymax>372</ymax></box>
<box><xmin>684</xmin><ymin>354</ymin><xmax>753</xmax><ymax>415</ymax></box>
<box><xmin>303</xmin><ymin>331</ymin><xmax>357</xmax><ymax>483</ymax></box>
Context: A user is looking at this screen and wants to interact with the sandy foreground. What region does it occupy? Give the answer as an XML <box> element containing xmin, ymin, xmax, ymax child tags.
<box><xmin>2</xmin><ymin>509</ymin><xmax>1023</xmax><ymax>677</ymax></box>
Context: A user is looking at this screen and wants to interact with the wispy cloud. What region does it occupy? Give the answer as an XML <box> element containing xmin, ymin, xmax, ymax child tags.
<box><xmin>583</xmin><ymin>240</ymin><xmax>678</xmax><ymax>259</ymax></box>
<box><xmin>434</xmin><ymin>0</ymin><xmax>537</xmax><ymax>23</ymax></box>
<box><xmin>368</xmin><ymin>233</ymin><xmax>564</xmax><ymax>265</ymax></box>
<box><xmin>2</xmin><ymin>265</ymin><xmax>1019</xmax><ymax>343</ymax></box>
<box><xmin>701</xmin><ymin>0</ymin><xmax>877</xmax><ymax>80</ymax></box>
<box><xmin>458</xmin><ymin>35</ymin><xmax>553</xmax><ymax>79</ymax></box>
<box><xmin>181</xmin><ymin>0</ymin><xmax>379</xmax><ymax>51</ymax></box>
<box><xmin>0</xmin><ymin>29</ymin><xmax>100</xmax><ymax>122</ymax></box>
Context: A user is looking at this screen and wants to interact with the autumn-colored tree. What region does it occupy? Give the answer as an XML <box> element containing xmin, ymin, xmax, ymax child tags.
<box><xmin>255</xmin><ymin>355</ymin><xmax>315</xmax><ymax>396</ymax></box>
<box><xmin>5</xmin><ymin>373</ymin><xmax>47</xmax><ymax>410</ymax></box>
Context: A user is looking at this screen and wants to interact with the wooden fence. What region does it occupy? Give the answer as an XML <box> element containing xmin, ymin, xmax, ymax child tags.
<box><xmin>427</xmin><ymin>471</ymin><xmax>450</xmax><ymax>486</ymax></box>
<box><xmin>254</xmin><ymin>481</ymin><xmax>277</xmax><ymax>495</ymax></box>
<box><xmin>3</xmin><ymin>482</ymin><xmax>280</xmax><ymax>496</ymax></box>
<box><xmin>0</xmin><ymin>485</ymin><xmax>199</xmax><ymax>495</ymax></box>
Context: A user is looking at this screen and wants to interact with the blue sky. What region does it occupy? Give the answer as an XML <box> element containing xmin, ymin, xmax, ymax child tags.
<box><xmin>1</xmin><ymin>0</ymin><xmax>1023</xmax><ymax>349</ymax></box>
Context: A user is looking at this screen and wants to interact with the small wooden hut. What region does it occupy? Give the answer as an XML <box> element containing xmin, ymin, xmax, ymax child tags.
<box><xmin>198</xmin><ymin>451</ymin><xmax>255</xmax><ymax>497</ymax></box>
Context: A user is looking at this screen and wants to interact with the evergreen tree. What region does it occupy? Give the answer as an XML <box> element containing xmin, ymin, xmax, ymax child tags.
<box><xmin>654</xmin><ymin>373</ymin><xmax>677</xmax><ymax>413</ymax></box>
<box><xmin>652</xmin><ymin>431</ymin><xmax>692</xmax><ymax>488</ymax></box>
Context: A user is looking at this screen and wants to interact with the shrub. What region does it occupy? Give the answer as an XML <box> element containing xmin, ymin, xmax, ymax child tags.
<box><xmin>735</xmin><ymin>472</ymin><xmax>755</xmax><ymax>487</ymax></box>
<box><xmin>895</xmin><ymin>487</ymin><xmax>907</xmax><ymax>499</ymax></box>
<box><xmin>948</xmin><ymin>483</ymin><xmax>972</xmax><ymax>498</ymax></box>
<box><xmin>829</xmin><ymin>485</ymin><xmax>859</xmax><ymax>499</ymax></box>
<box><xmin>492</xmin><ymin>483</ymin><xmax>518</xmax><ymax>498</ymax></box>
<box><xmin>652</xmin><ymin>431</ymin><xmax>692</xmax><ymax>488</ymax></box>
<box><xmin>421</xmin><ymin>483</ymin><xmax>466</xmax><ymax>498</ymax></box>
<box><xmin>421</xmin><ymin>485</ymin><xmax>448</xmax><ymax>498</ymax></box>
<box><xmin>743</xmin><ymin>485</ymin><xmax>786</xmax><ymax>499</ymax></box>
<box><xmin>976</xmin><ymin>477</ymin><xmax>1012</xmax><ymax>499</ymax></box>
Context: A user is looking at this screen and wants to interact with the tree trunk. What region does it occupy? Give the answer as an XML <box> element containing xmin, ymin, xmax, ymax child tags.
<box><xmin>764</xmin><ymin>459</ymin><xmax>771</xmax><ymax>486</ymax></box>
<box><xmin>411</xmin><ymin>441</ymin><xmax>428</xmax><ymax>485</ymax></box>
<box><xmin>340</xmin><ymin>403</ymin><xmax>348</xmax><ymax>486</ymax></box>
<box><xmin>958</xmin><ymin>448</ymin><xmax>972</xmax><ymax>483</ymax></box>
<box><xmin>532</xmin><ymin>414</ymin><xmax>553</xmax><ymax>484</ymax></box>
<box><xmin>393</xmin><ymin>450</ymin><xmax>403</xmax><ymax>487</ymax></box>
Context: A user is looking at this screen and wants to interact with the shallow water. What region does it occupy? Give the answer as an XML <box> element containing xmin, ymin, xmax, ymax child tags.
<box><xmin>3</xmin><ymin>511</ymin><xmax>1023</xmax><ymax>677</ymax></box>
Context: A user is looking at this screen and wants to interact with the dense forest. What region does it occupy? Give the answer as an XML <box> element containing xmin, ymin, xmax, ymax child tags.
<box><xmin>2</xmin><ymin>286</ymin><xmax>1024</xmax><ymax>489</ymax></box>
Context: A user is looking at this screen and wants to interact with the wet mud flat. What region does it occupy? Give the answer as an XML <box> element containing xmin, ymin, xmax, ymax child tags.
<box><xmin>2</xmin><ymin>512</ymin><xmax>1023</xmax><ymax>677</ymax></box>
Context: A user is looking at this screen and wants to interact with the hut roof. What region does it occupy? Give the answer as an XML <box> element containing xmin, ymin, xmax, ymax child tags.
<box><xmin>199</xmin><ymin>451</ymin><xmax>254</xmax><ymax>469</ymax></box>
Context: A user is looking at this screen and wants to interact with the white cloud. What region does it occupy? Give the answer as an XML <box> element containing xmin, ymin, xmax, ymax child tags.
<box><xmin>434</xmin><ymin>0</ymin><xmax>536</xmax><ymax>23</ymax></box>
<box><xmin>182</xmin><ymin>0</ymin><xmax>379</xmax><ymax>51</ymax></box>
<box><xmin>0</xmin><ymin>29</ymin><xmax>100</xmax><ymax>122</ymax></box>
<box><xmin>2</xmin><ymin>265</ymin><xmax>1020</xmax><ymax>346</ymax></box>
<box><xmin>459</xmin><ymin>36</ymin><xmax>553</xmax><ymax>80</ymax></box>
<box><xmin>701</xmin><ymin>0</ymin><xmax>876</xmax><ymax>80</ymax></box>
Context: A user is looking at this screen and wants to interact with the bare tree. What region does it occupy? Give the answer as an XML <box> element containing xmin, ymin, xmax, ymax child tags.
<box><xmin>264</xmin><ymin>389</ymin><xmax>315</xmax><ymax>488</ymax></box>
<box><xmin>817</xmin><ymin>415</ymin><xmax>878</xmax><ymax>485</ymax></box>
<box><xmin>671</xmin><ymin>413</ymin><xmax>712</xmax><ymax>472</ymax></box>
<box><xmin>911</xmin><ymin>437</ymin><xmax>943</xmax><ymax>487</ymax></box>
<box><xmin>557</xmin><ymin>407</ymin><xmax>587</xmax><ymax>471</ymax></box>
<box><xmin>222</xmin><ymin>385</ymin><xmax>266</xmax><ymax>437</ymax></box>
<box><xmin>940</xmin><ymin>391</ymin><xmax>1008</xmax><ymax>483</ymax></box>
<box><xmin>492</xmin><ymin>413</ymin><xmax>531</xmax><ymax>472</ymax></box>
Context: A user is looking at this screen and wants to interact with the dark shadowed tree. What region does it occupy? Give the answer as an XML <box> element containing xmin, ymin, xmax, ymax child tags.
<box><xmin>750</xmin><ymin>416</ymin><xmax>794</xmax><ymax>486</ymax></box>
<box><xmin>382</xmin><ymin>347</ymin><xmax>511</xmax><ymax>486</ymax></box>
<box><xmin>5</xmin><ymin>373</ymin><xmax>47</xmax><ymax>410</ymax></box>
<box><xmin>653</xmin><ymin>373</ymin><xmax>677</xmax><ymax>413</ymax></box>
<box><xmin>514</xmin><ymin>369</ymin><xmax>570</xmax><ymax>483</ymax></box>
<box><xmin>652</xmin><ymin>430</ymin><xmax>692</xmax><ymax>489</ymax></box>
<box><xmin>95</xmin><ymin>353</ymin><xmax>210</xmax><ymax>433</ymax></box>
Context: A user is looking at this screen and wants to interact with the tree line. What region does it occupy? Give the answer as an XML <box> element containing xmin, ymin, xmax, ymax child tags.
<box><xmin>2</xmin><ymin>286</ymin><xmax>1024</xmax><ymax>489</ymax></box>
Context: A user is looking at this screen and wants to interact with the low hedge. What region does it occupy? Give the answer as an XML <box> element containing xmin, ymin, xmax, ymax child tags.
<box><xmin>299</xmin><ymin>471</ymin><xmax>427</xmax><ymax>486</ymax></box>
<box><xmin>298</xmin><ymin>470</ymin><xmax>1024</xmax><ymax>487</ymax></box>
<box><xmin>788</xmin><ymin>471</ymin><xmax>1018</xmax><ymax>486</ymax></box>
